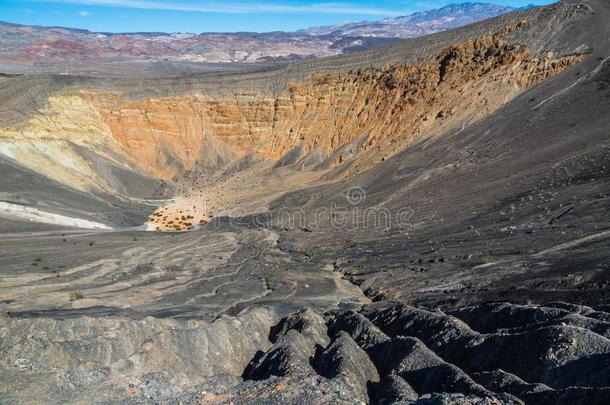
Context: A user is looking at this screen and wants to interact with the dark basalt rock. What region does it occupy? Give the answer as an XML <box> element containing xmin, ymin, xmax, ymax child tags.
<box><xmin>363</xmin><ymin>304</ymin><xmax>478</xmax><ymax>355</ymax></box>
<box><xmin>455</xmin><ymin>325</ymin><xmax>610</xmax><ymax>389</ymax></box>
<box><xmin>328</xmin><ymin>310</ymin><xmax>390</xmax><ymax>350</ymax></box>
<box><xmin>471</xmin><ymin>369</ymin><xmax>552</xmax><ymax>397</ymax></box>
<box><xmin>316</xmin><ymin>331</ymin><xmax>380</xmax><ymax>402</ymax></box>
<box><xmin>3</xmin><ymin>302</ymin><xmax>610</xmax><ymax>403</ymax></box>
<box><xmin>367</xmin><ymin>336</ymin><xmax>491</xmax><ymax>397</ymax></box>
<box><xmin>270</xmin><ymin>307</ymin><xmax>330</xmax><ymax>347</ymax></box>
<box><xmin>244</xmin><ymin>329</ymin><xmax>318</xmax><ymax>380</ymax></box>
<box><xmin>448</xmin><ymin>302</ymin><xmax>610</xmax><ymax>337</ymax></box>
<box><xmin>373</xmin><ymin>374</ymin><xmax>419</xmax><ymax>404</ymax></box>
<box><xmin>523</xmin><ymin>387</ymin><xmax>610</xmax><ymax>405</ymax></box>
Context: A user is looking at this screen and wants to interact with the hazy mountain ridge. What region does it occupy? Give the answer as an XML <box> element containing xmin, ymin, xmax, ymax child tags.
<box><xmin>0</xmin><ymin>2</ymin><xmax>520</xmax><ymax>75</ymax></box>
<box><xmin>303</xmin><ymin>2</ymin><xmax>521</xmax><ymax>37</ymax></box>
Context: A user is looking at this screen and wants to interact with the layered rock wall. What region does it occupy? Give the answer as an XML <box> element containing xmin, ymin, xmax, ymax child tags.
<box><xmin>0</xmin><ymin>26</ymin><xmax>583</xmax><ymax>193</ymax></box>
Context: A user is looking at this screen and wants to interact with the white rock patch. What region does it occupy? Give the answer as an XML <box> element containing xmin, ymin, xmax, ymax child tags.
<box><xmin>0</xmin><ymin>202</ymin><xmax>111</xmax><ymax>230</ymax></box>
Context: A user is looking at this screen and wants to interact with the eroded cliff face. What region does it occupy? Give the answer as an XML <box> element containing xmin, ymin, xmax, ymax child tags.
<box><xmin>0</xmin><ymin>24</ymin><xmax>583</xmax><ymax>201</ymax></box>
<box><xmin>0</xmin><ymin>95</ymin><xmax>134</xmax><ymax>193</ymax></box>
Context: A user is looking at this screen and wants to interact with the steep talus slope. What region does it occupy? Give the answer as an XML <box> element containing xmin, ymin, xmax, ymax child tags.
<box><xmin>273</xmin><ymin>0</ymin><xmax>609</xmax><ymax>307</ymax></box>
<box><xmin>0</xmin><ymin>156</ymin><xmax>154</xmax><ymax>232</ymax></box>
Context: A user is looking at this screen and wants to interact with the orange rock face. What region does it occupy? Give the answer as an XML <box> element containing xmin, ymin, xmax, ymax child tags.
<box><xmin>0</xmin><ymin>23</ymin><xmax>582</xmax><ymax>204</ymax></box>
<box><xmin>82</xmin><ymin>25</ymin><xmax>581</xmax><ymax>185</ymax></box>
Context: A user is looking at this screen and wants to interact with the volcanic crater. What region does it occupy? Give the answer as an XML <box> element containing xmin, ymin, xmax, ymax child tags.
<box><xmin>1</xmin><ymin>1</ymin><xmax>609</xmax><ymax>403</ymax></box>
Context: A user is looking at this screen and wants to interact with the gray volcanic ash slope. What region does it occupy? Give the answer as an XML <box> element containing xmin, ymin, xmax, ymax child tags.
<box><xmin>0</xmin><ymin>0</ymin><xmax>609</xmax><ymax>403</ymax></box>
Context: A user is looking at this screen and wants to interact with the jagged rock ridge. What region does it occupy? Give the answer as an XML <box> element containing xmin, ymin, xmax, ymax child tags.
<box><xmin>2</xmin><ymin>302</ymin><xmax>610</xmax><ymax>403</ymax></box>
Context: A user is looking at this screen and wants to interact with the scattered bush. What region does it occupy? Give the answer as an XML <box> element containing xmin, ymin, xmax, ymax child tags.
<box><xmin>69</xmin><ymin>291</ymin><xmax>85</xmax><ymax>301</ymax></box>
<box><xmin>482</xmin><ymin>255</ymin><xmax>496</xmax><ymax>263</ymax></box>
<box><xmin>344</xmin><ymin>268</ymin><xmax>360</xmax><ymax>276</ymax></box>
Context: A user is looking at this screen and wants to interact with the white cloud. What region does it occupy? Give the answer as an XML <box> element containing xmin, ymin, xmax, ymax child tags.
<box><xmin>79</xmin><ymin>10</ymin><xmax>92</xmax><ymax>16</ymax></box>
<box><xmin>40</xmin><ymin>0</ymin><xmax>404</xmax><ymax>16</ymax></box>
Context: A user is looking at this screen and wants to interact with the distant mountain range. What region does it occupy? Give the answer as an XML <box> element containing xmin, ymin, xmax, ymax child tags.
<box><xmin>0</xmin><ymin>3</ymin><xmax>524</xmax><ymax>76</ymax></box>
<box><xmin>303</xmin><ymin>2</ymin><xmax>519</xmax><ymax>37</ymax></box>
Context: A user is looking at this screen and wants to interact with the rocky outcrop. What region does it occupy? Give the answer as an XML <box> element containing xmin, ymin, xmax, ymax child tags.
<box><xmin>0</xmin><ymin>305</ymin><xmax>279</xmax><ymax>403</ymax></box>
<box><xmin>3</xmin><ymin>301</ymin><xmax>608</xmax><ymax>403</ymax></box>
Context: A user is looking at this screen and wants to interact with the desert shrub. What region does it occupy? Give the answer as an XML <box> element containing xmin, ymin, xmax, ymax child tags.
<box><xmin>344</xmin><ymin>268</ymin><xmax>360</xmax><ymax>276</ymax></box>
<box><xmin>69</xmin><ymin>291</ymin><xmax>85</xmax><ymax>301</ymax></box>
<box><xmin>482</xmin><ymin>255</ymin><xmax>496</xmax><ymax>263</ymax></box>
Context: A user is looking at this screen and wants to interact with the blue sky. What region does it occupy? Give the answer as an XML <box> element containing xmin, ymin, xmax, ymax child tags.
<box><xmin>0</xmin><ymin>0</ymin><xmax>555</xmax><ymax>33</ymax></box>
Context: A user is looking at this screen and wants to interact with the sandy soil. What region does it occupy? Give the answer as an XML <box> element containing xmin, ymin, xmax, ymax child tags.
<box><xmin>147</xmin><ymin>162</ymin><xmax>330</xmax><ymax>231</ymax></box>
